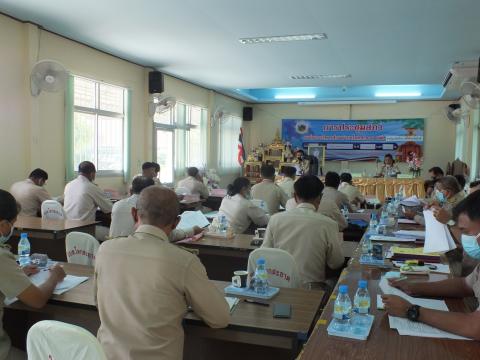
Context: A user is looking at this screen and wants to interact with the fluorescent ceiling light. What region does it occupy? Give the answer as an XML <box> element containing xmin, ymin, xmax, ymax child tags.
<box><xmin>239</xmin><ymin>33</ymin><xmax>327</xmax><ymax>45</ymax></box>
<box><xmin>375</xmin><ymin>91</ymin><xmax>422</xmax><ymax>97</ymax></box>
<box><xmin>298</xmin><ymin>100</ymin><xmax>397</xmax><ymax>105</ymax></box>
<box><xmin>290</xmin><ymin>74</ymin><xmax>351</xmax><ymax>80</ymax></box>
<box><xmin>275</xmin><ymin>94</ymin><xmax>316</xmax><ymax>100</ymax></box>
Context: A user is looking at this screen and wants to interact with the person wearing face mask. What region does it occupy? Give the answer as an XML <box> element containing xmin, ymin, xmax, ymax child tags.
<box><xmin>109</xmin><ymin>176</ymin><xmax>202</xmax><ymax>240</ymax></box>
<box><xmin>9</xmin><ymin>169</ymin><xmax>51</xmax><ymax>217</ymax></box>
<box><xmin>262</xmin><ymin>175</ymin><xmax>344</xmax><ymax>288</ymax></box>
<box><xmin>218</xmin><ymin>177</ymin><xmax>269</xmax><ymax>234</ymax></box>
<box><xmin>0</xmin><ymin>189</ymin><xmax>66</xmax><ymax>360</ymax></box>
<box><xmin>292</xmin><ymin>150</ymin><xmax>310</xmax><ymax>175</ymax></box>
<box><xmin>95</xmin><ymin>186</ymin><xmax>229</xmax><ymax>360</ymax></box>
<box><xmin>381</xmin><ymin>191</ymin><xmax>480</xmax><ymax>340</ymax></box>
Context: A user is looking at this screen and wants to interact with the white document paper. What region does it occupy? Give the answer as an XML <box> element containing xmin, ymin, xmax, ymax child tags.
<box><xmin>423</xmin><ymin>210</ymin><xmax>457</xmax><ymax>254</ymax></box>
<box><xmin>388</xmin><ymin>316</ymin><xmax>471</xmax><ymax>340</ymax></box>
<box><xmin>370</xmin><ymin>235</ymin><xmax>416</xmax><ymax>242</ymax></box>
<box><xmin>397</xmin><ymin>218</ymin><xmax>418</xmax><ymax>224</ymax></box>
<box><xmin>5</xmin><ymin>272</ymin><xmax>89</xmax><ymax>305</ymax></box>
<box><xmin>400</xmin><ymin>196</ymin><xmax>422</xmax><ymax>207</ymax></box>
<box><xmin>177</xmin><ymin>211</ymin><xmax>210</xmax><ymax>230</ymax></box>
<box><xmin>394</xmin><ymin>230</ymin><xmax>426</xmax><ymax>239</ymax></box>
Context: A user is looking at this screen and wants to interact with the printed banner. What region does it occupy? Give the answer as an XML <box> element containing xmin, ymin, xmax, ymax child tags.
<box><xmin>281</xmin><ymin>119</ymin><xmax>424</xmax><ymax>162</ymax></box>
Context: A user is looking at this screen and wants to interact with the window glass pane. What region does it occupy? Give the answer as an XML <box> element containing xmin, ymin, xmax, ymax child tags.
<box><xmin>98</xmin><ymin>116</ymin><xmax>123</xmax><ymax>171</ymax></box>
<box><xmin>188</xmin><ymin>106</ymin><xmax>203</xmax><ymax>167</ymax></box>
<box><xmin>156</xmin><ymin>129</ymin><xmax>174</xmax><ymax>183</ymax></box>
<box><xmin>154</xmin><ymin>108</ymin><xmax>172</xmax><ymax>125</ymax></box>
<box><xmin>219</xmin><ymin>115</ymin><xmax>241</xmax><ymax>171</ymax></box>
<box><xmin>74</xmin><ymin>77</ymin><xmax>95</xmax><ymax>108</ymax></box>
<box><xmin>99</xmin><ymin>84</ymin><xmax>124</xmax><ymax>113</ymax></box>
<box><xmin>73</xmin><ymin>112</ymin><xmax>95</xmax><ymax>170</ymax></box>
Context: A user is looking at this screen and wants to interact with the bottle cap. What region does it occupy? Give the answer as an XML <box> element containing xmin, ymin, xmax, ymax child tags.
<box><xmin>20</xmin><ymin>233</ymin><xmax>27</xmax><ymax>238</ymax></box>
<box><xmin>358</xmin><ymin>280</ymin><xmax>367</xmax><ymax>288</ymax></box>
<box><xmin>339</xmin><ymin>285</ymin><xmax>348</xmax><ymax>294</ymax></box>
<box><xmin>256</xmin><ymin>257</ymin><xmax>266</xmax><ymax>265</ymax></box>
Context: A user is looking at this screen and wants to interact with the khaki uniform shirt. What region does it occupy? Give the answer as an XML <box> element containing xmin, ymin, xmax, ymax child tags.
<box><xmin>322</xmin><ymin>186</ymin><xmax>352</xmax><ymax>211</ymax></box>
<box><xmin>465</xmin><ymin>264</ymin><xmax>480</xmax><ymax>310</ymax></box>
<box><xmin>109</xmin><ymin>194</ymin><xmax>194</xmax><ymax>241</ymax></box>
<box><xmin>278</xmin><ymin>178</ymin><xmax>295</xmax><ymax>198</ymax></box>
<box><xmin>64</xmin><ymin>175</ymin><xmax>112</xmax><ymax>222</ymax></box>
<box><xmin>0</xmin><ymin>246</ymin><xmax>32</xmax><ymax>360</ymax></box>
<box><xmin>285</xmin><ymin>198</ymin><xmax>347</xmax><ymax>231</ymax></box>
<box><xmin>95</xmin><ymin>225</ymin><xmax>230</xmax><ymax>360</ymax></box>
<box><xmin>177</xmin><ymin>177</ymin><xmax>209</xmax><ymax>199</ymax></box>
<box><xmin>338</xmin><ymin>182</ymin><xmax>365</xmax><ymax>204</ymax></box>
<box><xmin>251</xmin><ymin>180</ymin><xmax>289</xmax><ymax>215</ymax></box>
<box><xmin>262</xmin><ymin>203</ymin><xmax>344</xmax><ymax>285</ymax></box>
<box><xmin>219</xmin><ymin>194</ymin><xmax>269</xmax><ymax>234</ymax></box>
<box><xmin>10</xmin><ymin>179</ymin><xmax>51</xmax><ymax>217</ymax></box>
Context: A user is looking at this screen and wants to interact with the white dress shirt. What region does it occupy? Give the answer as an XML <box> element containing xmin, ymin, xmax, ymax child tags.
<box><xmin>262</xmin><ymin>203</ymin><xmax>344</xmax><ymax>284</ymax></box>
<box><xmin>338</xmin><ymin>182</ymin><xmax>365</xmax><ymax>204</ymax></box>
<box><xmin>285</xmin><ymin>197</ymin><xmax>347</xmax><ymax>231</ymax></box>
<box><xmin>277</xmin><ymin>178</ymin><xmax>295</xmax><ymax>198</ymax></box>
<box><xmin>109</xmin><ymin>194</ymin><xmax>195</xmax><ymax>241</ymax></box>
<box><xmin>64</xmin><ymin>175</ymin><xmax>112</xmax><ymax>222</ymax></box>
<box><xmin>219</xmin><ymin>194</ymin><xmax>269</xmax><ymax>234</ymax></box>
<box><xmin>177</xmin><ymin>176</ymin><xmax>209</xmax><ymax>199</ymax></box>
<box><xmin>322</xmin><ymin>186</ymin><xmax>352</xmax><ymax>211</ymax></box>
<box><xmin>251</xmin><ymin>180</ymin><xmax>289</xmax><ymax>215</ymax></box>
<box><xmin>10</xmin><ymin>179</ymin><xmax>51</xmax><ymax>217</ymax></box>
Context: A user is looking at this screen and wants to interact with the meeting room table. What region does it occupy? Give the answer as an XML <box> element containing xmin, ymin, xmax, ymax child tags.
<box><xmin>4</xmin><ymin>262</ymin><xmax>325</xmax><ymax>360</ymax></box>
<box><xmin>8</xmin><ymin>216</ymin><xmax>98</xmax><ymax>261</ymax></box>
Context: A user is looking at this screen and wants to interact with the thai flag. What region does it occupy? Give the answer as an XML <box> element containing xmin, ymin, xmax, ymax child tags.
<box><xmin>238</xmin><ymin>128</ymin><xmax>246</xmax><ymax>166</ymax></box>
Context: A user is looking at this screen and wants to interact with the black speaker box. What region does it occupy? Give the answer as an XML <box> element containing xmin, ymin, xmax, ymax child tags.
<box><xmin>148</xmin><ymin>71</ymin><xmax>164</xmax><ymax>94</ymax></box>
<box><xmin>243</xmin><ymin>106</ymin><xmax>253</xmax><ymax>121</ymax></box>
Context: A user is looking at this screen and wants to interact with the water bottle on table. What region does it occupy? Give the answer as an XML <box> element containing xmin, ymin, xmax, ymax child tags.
<box><xmin>332</xmin><ymin>285</ymin><xmax>352</xmax><ymax>332</ymax></box>
<box><xmin>352</xmin><ymin>280</ymin><xmax>371</xmax><ymax>326</ymax></box>
<box><xmin>253</xmin><ymin>257</ymin><xmax>269</xmax><ymax>295</ymax></box>
<box><xmin>341</xmin><ymin>205</ymin><xmax>349</xmax><ymax>222</ymax></box>
<box><xmin>18</xmin><ymin>233</ymin><xmax>31</xmax><ymax>267</ymax></box>
<box><xmin>369</xmin><ymin>213</ymin><xmax>378</xmax><ymax>235</ymax></box>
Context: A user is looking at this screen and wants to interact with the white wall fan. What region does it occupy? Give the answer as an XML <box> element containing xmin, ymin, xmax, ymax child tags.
<box><xmin>460</xmin><ymin>79</ymin><xmax>480</xmax><ymax>110</ymax></box>
<box><xmin>210</xmin><ymin>107</ymin><xmax>227</xmax><ymax>128</ymax></box>
<box><xmin>445</xmin><ymin>103</ymin><xmax>469</xmax><ymax>123</ymax></box>
<box><xmin>30</xmin><ymin>59</ymin><xmax>68</xmax><ymax>97</ymax></box>
<box><xmin>148</xmin><ymin>96</ymin><xmax>177</xmax><ymax>117</ymax></box>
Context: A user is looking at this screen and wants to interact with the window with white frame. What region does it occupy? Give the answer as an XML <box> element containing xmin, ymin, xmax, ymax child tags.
<box><xmin>219</xmin><ymin>114</ymin><xmax>242</xmax><ymax>172</ymax></box>
<box><xmin>153</xmin><ymin>102</ymin><xmax>207</xmax><ymax>184</ymax></box>
<box><xmin>73</xmin><ymin>76</ymin><xmax>126</xmax><ymax>174</ymax></box>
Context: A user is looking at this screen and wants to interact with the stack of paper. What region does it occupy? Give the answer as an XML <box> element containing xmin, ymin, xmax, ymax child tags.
<box><xmin>397</xmin><ymin>218</ymin><xmax>418</xmax><ymax>224</ymax></box>
<box><xmin>389</xmin><ymin>246</ymin><xmax>441</xmax><ymax>263</ymax></box>
<box><xmin>370</xmin><ymin>235</ymin><xmax>416</xmax><ymax>243</ymax></box>
<box><xmin>379</xmin><ymin>277</ymin><xmax>470</xmax><ymax>340</ymax></box>
<box><xmin>423</xmin><ymin>210</ymin><xmax>456</xmax><ymax>254</ymax></box>
<box><xmin>394</xmin><ymin>230</ymin><xmax>425</xmax><ymax>239</ymax></box>
<box><xmin>400</xmin><ymin>196</ymin><xmax>422</xmax><ymax>207</ymax></box>
<box><xmin>177</xmin><ymin>211</ymin><xmax>210</xmax><ymax>230</ymax></box>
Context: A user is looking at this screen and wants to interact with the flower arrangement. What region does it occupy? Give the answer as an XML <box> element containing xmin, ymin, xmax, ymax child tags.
<box><xmin>407</xmin><ymin>152</ymin><xmax>423</xmax><ymax>177</ymax></box>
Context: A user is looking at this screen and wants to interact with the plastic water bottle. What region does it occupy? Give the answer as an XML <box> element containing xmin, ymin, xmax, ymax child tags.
<box><xmin>253</xmin><ymin>258</ymin><xmax>269</xmax><ymax>295</ymax></box>
<box><xmin>379</xmin><ymin>209</ymin><xmax>389</xmax><ymax>226</ymax></box>
<box><xmin>353</xmin><ymin>280</ymin><xmax>371</xmax><ymax>326</ymax></box>
<box><xmin>369</xmin><ymin>213</ymin><xmax>378</xmax><ymax>235</ymax></box>
<box><xmin>332</xmin><ymin>285</ymin><xmax>352</xmax><ymax>332</ymax></box>
<box><xmin>218</xmin><ymin>215</ymin><xmax>228</xmax><ymax>232</ymax></box>
<box><xmin>341</xmin><ymin>205</ymin><xmax>349</xmax><ymax>221</ymax></box>
<box><xmin>18</xmin><ymin>233</ymin><xmax>31</xmax><ymax>267</ymax></box>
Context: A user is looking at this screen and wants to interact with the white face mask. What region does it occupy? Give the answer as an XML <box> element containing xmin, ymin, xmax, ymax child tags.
<box><xmin>0</xmin><ymin>221</ymin><xmax>14</xmax><ymax>244</ymax></box>
<box><xmin>462</xmin><ymin>233</ymin><xmax>480</xmax><ymax>260</ymax></box>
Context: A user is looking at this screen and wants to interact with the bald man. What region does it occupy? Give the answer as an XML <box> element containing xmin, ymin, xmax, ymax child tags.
<box><xmin>94</xmin><ymin>186</ymin><xmax>229</xmax><ymax>360</ymax></box>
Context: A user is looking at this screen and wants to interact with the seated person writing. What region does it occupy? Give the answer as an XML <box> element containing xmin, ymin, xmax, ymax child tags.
<box><xmin>338</xmin><ymin>172</ymin><xmax>365</xmax><ymax>208</ymax></box>
<box><xmin>95</xmin><ymin>186</ymin><xmax>230</xmax><ymax>360</ymax></box>
<box><xmin>10</xmin><ymin>168</ymin><xmax>51</xmax><ymax>217</ymax></box>
<box><xmin>378</xmin><ymin>153</ymin><xmax>400</xmax><ymax>177</ymax></box>
<box><xmin>251</xmin><ymin>165</ymin><xmax>289</xmax><ymax>215</ymax></box>
<box><xmin>0</xmin><ymin>190</ymin><xmax>66</xmax><ymax>359</ymax></box>
<box><xmin>382</xmin><ymin>191</ymin><xmax>480</xmax><ymax>340</ymax></box>
<box><xmin>176</xmin><ymin>167</ymin><xmax>209</xmax><ymax>199</ymax></box>
<box><xmin>262</xmin><ymin>175</ymin><xmax>344</xmax><ymax>289</ymax></box>
<box><xmin>322</xmin><ymin>172</ymin><xmax>352</xmax><ymax>212</ymax></box>
<box><xmin>219</xmin><ymin>177</ymin><xmax>269</xmax><ymax>234</ymax></box>
<box><xmin>109</xmin><ymin>176</ymin><xmax>202</xmax><ymax>240</ymax></box>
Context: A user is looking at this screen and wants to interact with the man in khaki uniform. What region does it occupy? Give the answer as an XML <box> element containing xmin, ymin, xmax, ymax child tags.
<box><xmin>262</xmin><ymin>176</ymin><xmax>344</xmax><ymax>287</ymax></box>
<box><xmin>10</xmin><ymin>169</ymin><xmax>51</xmax><ymax>217</ymax></box>
<box><xmin>95</xmin><ymin>186</ymin><xmax>230</xmax><ymax>360</ymax></box>
<box><xmin>0</xmin><ymin>190</ymin><xmax>65</xmax><ymax>360</ymax></box>
<box><xmin>176</xmin><ymin>167</ymin><xmax>209</xmax><ymax>199</ymax></box>
<box><xmin>322</xmin><ymin>172</ymin><xmax>352</xmax><ymax>211</ymax></box>
<box><xmin>383</xmin><ymin>191</ymin><xmax>480</xmax><ymax>340</ymax></box>
<box><xmin>251</xmin><ymin>165</ymin><xmax>289</xmax><ymax>215</ymax></box>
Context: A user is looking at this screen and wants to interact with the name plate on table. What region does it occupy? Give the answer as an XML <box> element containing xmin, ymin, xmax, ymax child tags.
<box><xmin>224</xmin><ymin>285</ymin><xmax>280</xmax><ymax>300</ymax></box>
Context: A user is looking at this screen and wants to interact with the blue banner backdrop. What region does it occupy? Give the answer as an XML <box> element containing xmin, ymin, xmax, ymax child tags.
<box><xmin>282</xmin><ymin>118</ymin><xmax>424</xmax><ymax>162</ymax></box>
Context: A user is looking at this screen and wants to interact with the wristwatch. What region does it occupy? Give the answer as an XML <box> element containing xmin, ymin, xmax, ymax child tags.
<box><xmin>406</xmin><ymin>305</ymin><xmax>420</xmax><ymax>322</ymax></box>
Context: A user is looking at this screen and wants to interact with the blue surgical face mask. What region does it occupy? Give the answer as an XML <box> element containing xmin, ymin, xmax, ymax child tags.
<box><xmin>435</xmin><ymin>190</ymin><xmax>446</xmax><ymax>204</ymax></box>
<box><xmin>462</xmin><ymin>234</ymin><xmax>480</xmax><ymax>260</ymax></box>
<box><xmin>0</xmin><ymin>221</ymin><xmax>14</xmax><ymax>244</ymax></box>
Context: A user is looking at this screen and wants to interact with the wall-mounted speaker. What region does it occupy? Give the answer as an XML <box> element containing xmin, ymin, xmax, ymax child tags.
<box><xmin>243</xmin><ymin>106</ymin><xmax>253</xmax><ymax>121</ymax></box>
<box><xmin>148</xmin><ymin>71</ymin><xmax>164</xmax><ymax>94</ymax></box>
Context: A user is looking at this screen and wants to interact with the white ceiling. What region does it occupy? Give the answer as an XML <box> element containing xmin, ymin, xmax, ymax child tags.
<box><xmin>1</xmin><ymin>0</ymin><xmax>479</xmax><ymax>101</ymax></box>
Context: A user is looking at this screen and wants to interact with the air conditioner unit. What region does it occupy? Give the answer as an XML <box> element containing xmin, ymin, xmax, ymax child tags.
<box><xmin>443</xmin><ymin>59</ymin><xmax>480</xmax><ymax>90</ymax></box>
